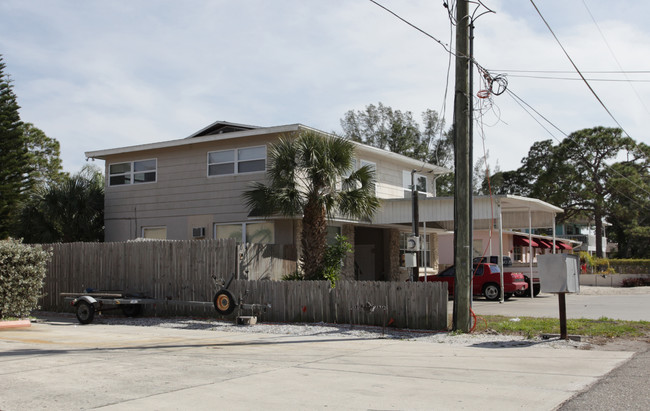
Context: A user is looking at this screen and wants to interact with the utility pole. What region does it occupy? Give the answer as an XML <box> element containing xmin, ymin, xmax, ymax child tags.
<box><xmin>452</xmin><ymin>0</ymin><xmax>472</xmax><ymax>332</ymax></box>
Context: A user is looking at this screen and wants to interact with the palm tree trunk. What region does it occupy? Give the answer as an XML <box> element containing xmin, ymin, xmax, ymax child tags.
<box><xmin>301</xmin><ymin>198</ymin><xmax>327</xmax><ymax>280</ymax></box>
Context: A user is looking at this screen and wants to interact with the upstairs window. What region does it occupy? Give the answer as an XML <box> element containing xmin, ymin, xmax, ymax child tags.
<box><xmin>208</xmin><ymin>146</ymin><xmax>266</xmax><ymax>176</ymax></box>
<box><xmin>402</xmin><ymin>171</ymin><xmax>428</xmax><ymax>198</ymax></box>
<box><xmin>109</xmin><ymin>159</ymin><xmax>157</xmax><ymax>186</ymax></box>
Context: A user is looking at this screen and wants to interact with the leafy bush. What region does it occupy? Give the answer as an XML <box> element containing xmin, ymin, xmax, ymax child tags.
<box><xmin>320</xmin><ymin>235</ymin><xmax>353</xmax><ymax>287</ymax></box>
<box><xmin>621</xmin><ymin>277</ymin><xmax>650</xmax><ymax>287</ymax></box>
<box><xmin>0</xmin><ymin>238</ymin><xmax>50</xmax><ymax>319</ymax></box>
<box><xmin>281</xmin><ymin>270</ymin><xmax>304</xmax><ymax>281</ymax></box>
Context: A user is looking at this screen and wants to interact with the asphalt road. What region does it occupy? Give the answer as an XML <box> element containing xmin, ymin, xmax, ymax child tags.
<box><xmin>469</xmin><ymin>287</ymin><xmax>650</xmax><ymax>321</ymax></box>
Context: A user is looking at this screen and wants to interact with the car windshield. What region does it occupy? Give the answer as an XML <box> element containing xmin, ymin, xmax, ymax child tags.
<box><xmin>439</xmin><ymin>267</ymin><xmax>455</xmax><ymax>277</ymax></box>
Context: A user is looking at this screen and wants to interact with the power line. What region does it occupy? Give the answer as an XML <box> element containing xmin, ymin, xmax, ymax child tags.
<box><xmin>528</xmin><ymin>0</ymin><xmax>633</xmax><ymax>140</ymax></box>
<box><xmin>505</xmin><ymin>87</ymin><xmax>650</xmax><ymax>207</ymax></box>
<box><xmin>487</xmin><ymin>69</ymin><xmax>650</xmax><ymax>74</ymax></box>
<box><xmin>505</xmin><ymin>74</ymin><xmax>650</xmax><ymax>82</ymax></box>
<box><xmin>581</xmin><ymin>0</ymin><xmax>650</xmax><ymax>117</ymax></box>
<box><xmin>368</xmin><ymin>0</ymin><xmax>458</xmax><ymax>57</ymax></box>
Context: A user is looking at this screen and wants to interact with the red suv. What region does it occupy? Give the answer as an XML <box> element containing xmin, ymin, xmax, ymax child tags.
<box><xmin>419</xmin><ymin>263</ymin><xmax>528</xmax><ymax>301</ymax></box>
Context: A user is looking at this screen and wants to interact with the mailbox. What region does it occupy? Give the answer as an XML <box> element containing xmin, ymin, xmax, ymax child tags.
<box><xmin>538</xmin><ymin>254</ymin><xmax>580</xmax><ymax>293</ymax></box>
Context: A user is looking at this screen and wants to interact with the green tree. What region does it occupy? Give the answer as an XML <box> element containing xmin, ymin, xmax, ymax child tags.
<box><xmin>339</xmin><ymin>103</ymin><xmax>454</xmax><ymax>195</ymax></box>
<box><xmin>18</xmin><ymin>164</ymin><xmax>104</xmax><ymax>243</ymax></box>
<box><xmin>21</xmin><ymin>122</ymin><xmax>66</xmax><ymax>188</ymax></box>
<box><xmin>243</xmin><ymin>130</ymin><xmax>380</xmax><ymax>281</ymax></box>
<box><xmin>493</xmin><ymin>127</ymin><xmax>636</xmax><ymax>258</ymax></box>
<box><xmin>339</xmin><ymin>103</ymin><xmax>452</xmax><ymax>164</ymax></box>
<box><xmin>605</xmin><ymin>143</ymin><xmax>650</xmax><ymax>258</ymax></box>
<box><xmin>0</xmin><ymin>56</ymin><xmax>29</xmax><ymax>238</ymax></box>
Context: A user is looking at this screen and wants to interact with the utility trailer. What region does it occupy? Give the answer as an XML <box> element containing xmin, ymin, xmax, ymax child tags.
<box><xmin>61</xmin><ymin>275</ymin><xmax>270</xmax><ymax>325</ymax></box>
<box><xmin>61</xmin><ymin>291</ymin><xmax>157</xmax><ymax>324</ymax></box>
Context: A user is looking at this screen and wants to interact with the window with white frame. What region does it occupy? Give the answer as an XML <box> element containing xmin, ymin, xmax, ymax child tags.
<box><xmin>109</xmin><ymin>159</ymin><xmax>157</xmax><ymax>186</ymax></box>
<box><xmin>142</xmin><ymin>226</ymin><xmax>166</xmax><ymax>239</ymax></box>
<box><xmin>402</xmin><ymin>171</ymin><xmax>427</xmax><ymax>198</ymax></box>
<box><xmin>360</xmin><ymin>159</ymin><xmax>376</xmax><ymax>193</ymax></box>
<box><xmin>208</xmin><ymin>146</ymin><xmax>266</xmax><ymax>176</ymax></box>
<box><xmin>214</xmin><ymin>222</ymin><xmax>274</xmax><ymax>244</ymax></box>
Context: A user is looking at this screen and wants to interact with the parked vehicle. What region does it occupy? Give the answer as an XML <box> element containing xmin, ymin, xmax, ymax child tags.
<box><xmin>473</xmin><ymin>255</ymin><xmax>540</xmax><ymax>297</ymax></box>
<box><xmin>473</xmin><ymin>256</ymin><xmax>513</xmax><ymax>266</ymax></box>
<box><xmin>420</xmin><ymin>263</ymin><xmax>528</xmax><ymax>301</ymax></box>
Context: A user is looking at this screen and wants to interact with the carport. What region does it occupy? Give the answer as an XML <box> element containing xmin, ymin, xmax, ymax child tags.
<box><xmin>373</xmin><ymin>194</ymin><xmax>568</xmax><ymax>300</ymax></box>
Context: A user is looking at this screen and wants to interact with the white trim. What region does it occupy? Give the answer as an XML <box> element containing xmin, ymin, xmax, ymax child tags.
<box><xmin>85</xmin><ymin>123</ymin><xmax>452</xmax><ymax>177</ymax></box>
<box><xmin>87</xmin><ymin>125</ymin><xmax>300</xmax><ymax>159</ymax></box>
<box><xmin>108</xmin><ymin>158</ymin><xmax>157</xmax><ymax>186</ymax></box>
<box><xmin>207</xmin><ymin>145</ymin><xmax>267</xmax><ymax>177</ymax></box>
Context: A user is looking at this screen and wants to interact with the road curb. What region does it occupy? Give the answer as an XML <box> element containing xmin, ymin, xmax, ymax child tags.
<box><xmin>0</xmin><ymin>319</ymin><xmax>31</xmax><ymax>330</ymax></box>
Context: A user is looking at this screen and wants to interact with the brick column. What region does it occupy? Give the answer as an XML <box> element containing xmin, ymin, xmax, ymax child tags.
<box><xmin>388</xmin><ymin>228</ymin><xmax>401</xmax><ymax>281</ymax></box>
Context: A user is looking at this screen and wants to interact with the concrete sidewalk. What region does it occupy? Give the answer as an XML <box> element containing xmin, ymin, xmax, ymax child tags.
<box><xmin>0</xmin><ymin>316</ymin><xmax>634</xmax><ymax>410</ymax></box>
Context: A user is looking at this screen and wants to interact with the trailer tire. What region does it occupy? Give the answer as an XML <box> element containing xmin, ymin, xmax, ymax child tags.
<box><xmin>76</xmin><ymin>301</ymin><xmax>95</xmax><ymax>324</ymax></box>
<box><xmin>214</xmin><ymin>289</ymin><xmax>236</xmax><ymax>315</ymax></box>
<box><xmin>120</xmin><ymin>304</ymin><xmax>143</xmax><ymax>317</ymax></box>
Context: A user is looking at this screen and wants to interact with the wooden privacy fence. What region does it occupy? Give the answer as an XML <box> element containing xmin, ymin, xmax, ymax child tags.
<box><xmin>40</xmin><ymin>240</ymin><xmax>447</xmax><ymax>330</ymax></box>
<box><xmin>225</xmin><ymin>279</ymin><xmax>447</xmax><ymax>330</ymax></box>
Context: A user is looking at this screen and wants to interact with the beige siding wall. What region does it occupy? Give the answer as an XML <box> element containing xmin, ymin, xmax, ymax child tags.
<box><xmin>354</xmin><ymin>151</ymin><xmax>428</xmax><ymax>200</ymax></box>
<box><xmin>101</xmin><ymin>132</ymin><xmax>438</xmax><ymax>242</ymax></box>
<box><xmin>103</xmin><ymin>134</ymin><xmax>278</xmax><ymax>241</ymax></box>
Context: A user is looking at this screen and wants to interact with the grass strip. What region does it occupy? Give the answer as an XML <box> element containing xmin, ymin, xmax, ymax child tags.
<box><xmin>473</xmin><ymin>315</ymin><xmax>650</xmax><ymax>339</ymax></box>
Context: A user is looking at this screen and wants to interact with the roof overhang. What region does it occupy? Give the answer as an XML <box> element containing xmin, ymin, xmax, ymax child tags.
<box><xmin>373</xmin><ymin>194</ymin><xmax>563</xmax><ymax>231</ymax></box>
<box><xmin>84</xmin><ymin>122</ymin><xmax>451</xmax><ymax>176</ymax></box>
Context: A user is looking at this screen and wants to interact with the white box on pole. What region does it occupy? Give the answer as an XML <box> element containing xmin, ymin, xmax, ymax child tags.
<box><xmin>538</xmin><ymin>254</ymin><xmax>580</xmax><ymax>293</ymax></box>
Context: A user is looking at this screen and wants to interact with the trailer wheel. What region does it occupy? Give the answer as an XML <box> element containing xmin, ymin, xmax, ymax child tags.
<box><xmin>120</xmin><ymin>304</ymin><xmax>143</xmax><ymax>317</ymax></box>
<box><xmin>76</xmin><ymin>301</ymin><xmax>95</xmax><ymax>324</ymax></box>
<box><xmin>214</xmin><ymin>289</ymin><xmax>236</xmax><ymax>315</ymax></box>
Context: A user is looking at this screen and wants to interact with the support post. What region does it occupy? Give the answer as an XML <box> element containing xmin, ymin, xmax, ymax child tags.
<box><xmin>411</xmin><ymin>170</ymin><xmax>420</xmax><ymax>282</ymax></box>
<box><xmin>558</xmin><ymin>292</ymin><xmax>568</xmax><ymax>339</ymax></box>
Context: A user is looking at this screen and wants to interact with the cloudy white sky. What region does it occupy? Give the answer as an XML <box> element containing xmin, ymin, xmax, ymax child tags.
<box><xmin>1</xmin><ymin>0</ymin><xmax>649</xmax><ymax>174</ymax></box>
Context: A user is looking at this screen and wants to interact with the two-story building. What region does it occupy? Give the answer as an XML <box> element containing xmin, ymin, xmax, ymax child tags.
<box><xmin>87</xmin><ymin>120</ymin><xmax>573</xmax><ymax>282</ymax></box>
<box><xmin>85</xmin><ymin>121</ymin><xmax>450</xmax><ymax>281</ymax></box>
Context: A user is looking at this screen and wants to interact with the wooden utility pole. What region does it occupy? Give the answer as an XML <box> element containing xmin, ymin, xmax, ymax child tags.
<box><xmin>452</xmin><ymin>0</ymin><xmax>472</xmax><ymax>332</ymax></box>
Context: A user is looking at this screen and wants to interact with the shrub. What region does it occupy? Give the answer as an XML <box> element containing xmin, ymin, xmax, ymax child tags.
<box><xmin>281</xmin><ymin>270</ymin><xmax>304</xmax><ymax>281</ymax></box>
<box><xmin>0</xmin><ymin>238</ymin><xmax>50</xmax><ymax>319</ymax></box>
<box><xmin>621</xmin><ymin>277</ymin><xmax>650</xmax><ymax>287</ymax></box>
<box><xmin>320</xmin><ymin>235</ymin><xmax>353</xmax><ymax>287</ymax></box>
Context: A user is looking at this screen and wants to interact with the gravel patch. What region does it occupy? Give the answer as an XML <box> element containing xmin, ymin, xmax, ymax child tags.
<box><xmin>84</xmin><ymin>315</ymin><xmax>588</xmax><ymax>350</ymax></box>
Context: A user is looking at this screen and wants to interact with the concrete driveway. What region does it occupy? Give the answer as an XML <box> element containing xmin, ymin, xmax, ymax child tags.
<box><xmin>0</xmin><ymin>315</ymin><xmax>634</xmax><ymax>410</ymax></box>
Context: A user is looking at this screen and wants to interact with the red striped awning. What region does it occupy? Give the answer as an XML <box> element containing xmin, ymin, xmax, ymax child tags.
<box><xmin>557</xmin><ymin>241</ymin><xmax>572</xmax><ymax>250</ymax></box>
<box><xmin>513</xmin><ymin>235</ymin><xmax>539</xmax><ymax>248</ymax></box>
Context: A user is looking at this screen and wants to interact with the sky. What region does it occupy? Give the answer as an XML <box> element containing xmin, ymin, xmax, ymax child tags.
<box><xmin>1</xmin><ymin>0</ymin><xmax>649</xmax><ymax>174</ymax></box>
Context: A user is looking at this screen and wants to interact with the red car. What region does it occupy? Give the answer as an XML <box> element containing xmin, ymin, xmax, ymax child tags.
<box><xmin>419</xmin><ymin>263</ymin><xmax>528</xmax><ymax>301</ymax></box>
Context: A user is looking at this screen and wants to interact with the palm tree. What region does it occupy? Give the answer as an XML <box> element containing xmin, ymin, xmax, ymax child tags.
<box><xmin>18</xmin><ymin>165</ymin><xmax>104</xmax><ymax>243</ymax></box>
<box><xmin>243</xmin><ymin>130</ymin><xmax>380</xmax><ymax>280</ymax></box>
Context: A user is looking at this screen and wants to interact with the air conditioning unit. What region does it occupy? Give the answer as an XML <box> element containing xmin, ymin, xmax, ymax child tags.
<box><xmin>192</xmin><ymin>227</ymin><xmax>206</xmax><ymax>238</ymax></box>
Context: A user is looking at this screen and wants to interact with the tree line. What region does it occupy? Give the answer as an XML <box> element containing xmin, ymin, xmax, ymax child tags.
<box><xmin>0</xmin><ymin>55</ymin><xmax>103</xmax><ymax>243</ymax></box>
<box><xmin>339</xmin><ymin>103</ymin><xmax>650</xmax><ymax>259</ymax></box>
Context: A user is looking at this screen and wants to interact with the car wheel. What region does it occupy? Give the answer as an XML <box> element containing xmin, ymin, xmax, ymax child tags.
<box><xmin>533</xmin><ymin>285</ymin><xmax>541</xmax><ymax>297</ymax></box>
<box><xmin>75</xmin><ymin>301</ymin><xmax>95</xmax><ymax>324</ymax></box>
<box><xmin>483</xmin><ymin>283</ymin><xmax>501</xmax><ymax>301</ymax></box>
<box><xmin>213</xmin><ymin>289</ymin><xmax>236</xmax><ymax>315</ymax></box>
